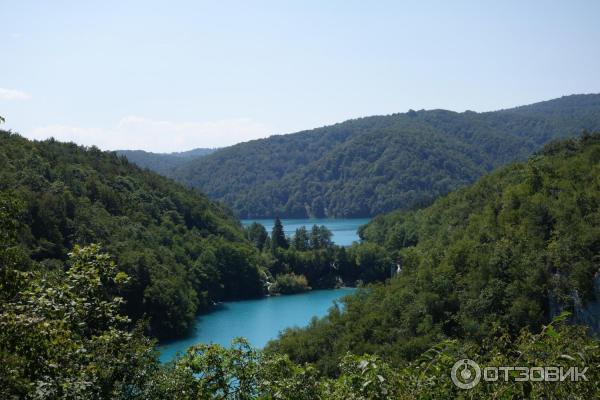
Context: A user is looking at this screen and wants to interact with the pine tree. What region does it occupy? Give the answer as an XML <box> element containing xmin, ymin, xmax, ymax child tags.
<box><xmin>271</xmin><ymin>217</ymin><xmax>288</xmax><ymax>250</ymax></box>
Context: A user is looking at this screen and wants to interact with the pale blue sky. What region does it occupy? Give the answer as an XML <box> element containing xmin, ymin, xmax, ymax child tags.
<box><xmin>1</xmin><ymin>0</ymin><xmax>599</xmax><ymax>152</ymax></box>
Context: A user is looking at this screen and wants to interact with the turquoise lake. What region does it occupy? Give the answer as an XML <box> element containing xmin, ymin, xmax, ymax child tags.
<box><xmin>242</xmin><ymin>218</ymin><xmax>371</xmax><ymax>246</ymax></box>
<box><xmin>159</xmin><ymin>288</ymin><xmax>356</xmax><ymax>362</ymax></box>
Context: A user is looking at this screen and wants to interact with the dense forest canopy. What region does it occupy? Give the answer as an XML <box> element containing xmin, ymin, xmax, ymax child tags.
<box><xmin>267</xmin><ymin>132</ymin><xmax>600</xmax><ymax>375</ymax></box>
<box><xmin>0</xmin><ymin>130</ymin><xmax>395</xmax><ymax>339</ymax></box>
<box><xmin>2</xmin><ymin>237</ymin><xmax>597</xmax><ymax>399</ymax></box>
<box><xmin>0</xmin><ymin>130</ymin><xmax>262</xmax><ymax>339</ymax></box>
<box><xmin>151</xmin><ymin>94</ymin><xmax>600</xmax><ymax>218</ymax></box>
<box><xmin>2</xmin><ymin>133</ymin><xmax>599</xmax><ymax>399</ymax></box>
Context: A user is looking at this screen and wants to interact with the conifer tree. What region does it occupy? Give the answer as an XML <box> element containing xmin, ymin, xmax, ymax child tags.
<box><xmin>271</xmin><ymin>217</ymin><xmax>288</xmax><ymax>250</ymax></box>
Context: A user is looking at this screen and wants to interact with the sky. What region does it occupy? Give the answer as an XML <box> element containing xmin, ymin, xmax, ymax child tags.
<box><xmin>1</xmin><ymin>0</ymin><xmax>599</xmax><ymax>152</ymax></box>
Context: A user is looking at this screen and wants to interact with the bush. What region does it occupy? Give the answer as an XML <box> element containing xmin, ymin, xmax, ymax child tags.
<box><xmin>270</xmin><ymin>273</ymin><xmax>310</xmax><ymax>295</ymax></box>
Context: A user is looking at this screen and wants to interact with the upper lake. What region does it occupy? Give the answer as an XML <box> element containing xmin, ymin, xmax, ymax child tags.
<box><xmin>241</xmin><ymin>218</ymin><xmax>371</xmax><ymax>246</ymax></box>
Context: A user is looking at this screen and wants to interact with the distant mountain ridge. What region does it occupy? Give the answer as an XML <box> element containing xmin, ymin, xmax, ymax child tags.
<box><xmin>116</xmin><ymin>147</ymin><xmax>217</xmax><ymax>176</ymax></box>
<box><xmin>163</xmin><ymin>94</ymin><xmax>600</xmax><ymax>218</ymax></box>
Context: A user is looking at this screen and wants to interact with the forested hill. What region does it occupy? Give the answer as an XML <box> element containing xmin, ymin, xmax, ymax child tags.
<box><xmin>116</xmin><ymin>147</ymin><xmax>216</xmax><ymax>176</ymax></box>
<box><xmin>0</xmin><ymin>131</ymin><xmax>263</xmax><ymax>339</ymax></box>
<box><xmin>170</xmin><ymin>94</ymin><xmax>600</xmax><ymax>218</ymax></box>
<box><xmin>267</xmin><ymin>132</ymin><xmax>600</xmax><ymax>374</ymax></box>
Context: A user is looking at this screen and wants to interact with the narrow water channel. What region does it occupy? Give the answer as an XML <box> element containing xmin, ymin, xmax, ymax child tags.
<box><xmin>159</xmin><ymin>287</ymin><xmax>356</xmax><ymax>362</ymax></box>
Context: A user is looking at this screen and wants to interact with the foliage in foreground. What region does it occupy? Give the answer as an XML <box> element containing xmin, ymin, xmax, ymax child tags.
<box><xmin>2</xmin><ymin>244</ymin><xmax>597</xmax><ymax>400</ymax></box>
<box><xmin>0</xmin><ymin>244</ymin><xmax>157</xmax><ymax>399</ymax></box>
<box><xmin>87</xmin><ymin>319</ymin><xmax>600</xmax><ymax>399</ymax></box>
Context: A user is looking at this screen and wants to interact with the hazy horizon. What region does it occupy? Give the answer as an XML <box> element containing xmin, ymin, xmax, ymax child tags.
<box><xmin>2</xmin><ymin>0</ymin><xmax>599</xmax><ymax>152</ymax></box>
<box><xmin>115</xmin><ymin>92</ymin><xmax>598</xmax><ymax>153</ymax></box>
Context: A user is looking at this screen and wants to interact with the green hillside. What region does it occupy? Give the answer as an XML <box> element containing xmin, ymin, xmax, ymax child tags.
<box><xmin>171</xmin><ymin>94</ymin><xmax>600</xmax><ymax>218</ymax></box>
<box><xmin>0</xmin><ymin>131</ymin><xmax>262</xmax><ymax>338</ymax></box>
<box><xmin>267</xmin><ymin>132</ymin><xmax>600</xmax><ymax>374</ymax></box>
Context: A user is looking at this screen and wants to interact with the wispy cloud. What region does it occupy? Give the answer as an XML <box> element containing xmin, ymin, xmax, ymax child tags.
<box><xmin>31</xmin><ymin>116</ymin><xmax>271</xmax><ymax>152</ymax></box>
<box><xmin>0</xmin><ymin>88</ymin><xmax>31</xmax><ymax>101</ymax></box>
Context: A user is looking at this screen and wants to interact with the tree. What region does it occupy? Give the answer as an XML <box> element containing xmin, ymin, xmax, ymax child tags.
<box><xmin>0</xmin><ymin>244</ymin><xmax>157</xmax><ymax>399</ymax></box>
<box><xmin>310</xmin><ymin>225</ymin><xmax>332</xmax><ymax>249</ymax></box>
<box><xmin>291</xmin><ymin>226</ymin><xmax>310</xmax><ymax>250</ymax></box>
<box><xmin>335</xmin><ymin>246</ymin><xmax>355</xmax><ymax>283</ymax></box>
<box><xmin>270</xmin><ymin>273</ymin><xmax>310</xmax><ymax>294</ymax></box>
<box><xmin>271</xmin><ymin>217</ymin><xmax>288</xmax><ymax>250</ymax></box>
<box><xmin>0</xmin><ymin>193</ymin><xmax>28</xmax><ymax>301</ymax></box>
<box><xmin>348</xmin><ymin>242</ymin><xmax>390</xmax><ymax>282</ymax></box>
<box><xmin>245</xmin><ymin>222</ymin><xmax>268</xmax><ymax>251</ymax></box>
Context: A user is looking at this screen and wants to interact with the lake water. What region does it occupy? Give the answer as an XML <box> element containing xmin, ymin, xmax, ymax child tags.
<box><xmin>242</xmin><ymin>218</ymin><xmax>370</xmax><ymax>246</ymax></box>
<box><xmin>159</xmin><ymin>287</ymin><xmax>356</xmax><ymax>362</ymax></box>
